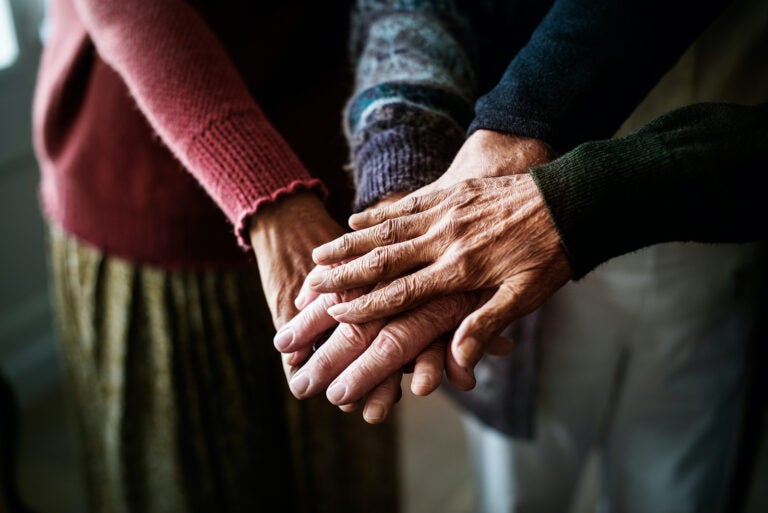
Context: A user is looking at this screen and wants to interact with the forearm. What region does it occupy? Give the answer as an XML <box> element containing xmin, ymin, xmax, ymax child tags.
<box><xmin>469</xmin><ymin>0</ymin><xmax>731</xmax><ymax>153</ymax></box>
<box><xmin>530</xmin><ymin>102</ymin><xmax>768</xmax><ymax>278</ymax></box>
<box><xmin>73</xmin><ymin>0</ymin><xmax>325</xmax><ymax>247</ymax></box>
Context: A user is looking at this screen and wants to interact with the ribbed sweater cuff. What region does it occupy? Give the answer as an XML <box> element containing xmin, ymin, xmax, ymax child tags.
<box><xmin>353</xmin><ymin>124</ymin><xmax>464</xmax><ymax>212</ymax></box>
<box><xmin>468</xmin><ymin>114</ymin><xmax>555</xmax><ymax>149</ymax></box>
<box><xmin>186</xmin><ymin>109</ymin><xmax>327</xmax><ymax>248</ymax></box>
<box><xmin>529</xmin><ymin>130</ymin><xmax>673</xmax><ymax>279</ymax></box>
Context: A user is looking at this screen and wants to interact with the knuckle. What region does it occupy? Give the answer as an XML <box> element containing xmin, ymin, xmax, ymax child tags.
<box><xmin>311</xmin><ymin>350</ymin><xmax>335</xmax><ymax>375</ymax></box>
<box><xmin>376</xmin><ymin>219</ymin><xmax>397</xmax><ymax>245</ymax></box>
<box><xmin>384</xmin><ymin>279</ymin><xmax>410</xmax><ymax>308</ymax></box>
<box><xmin>336</xmin><ymin>233</ymin><xmax>353</xmax><ymax>254</ymax></box>
<box><xmin>371</xmin><ymin>207</ymin><xmax>388</xmax><ymax>224</ymax></box>
<box><xmin>373</xmin><ymin>329</ymin><xmax>409</xmax><ymax>364</ymax></box>
<box><xmin>337</xmin><ymin>323</ymin><xmax>371</xmax><ymax>353</ymax></box>
<box><xmin>464</xmin><ymin>178</ymin><xmax>483</xmax><ymax>190</ymax></box>
<box><xmin>329</xmin><ymin>264</ymin><xmax>353</xmax><ymax>287</ymax></box>
<box><xmin>454</xmin><ymin>180</ymin><xmax>472</xmax><ymax>195</ymax></box>
<box><xmin>435</xmin><ymin>216</ymin><xmax>459</xmax><ymax>238</ymax></box>
<box><xmin>441</xmin><ymin>252</ymin><xmax>469</xmax><ymax>282</ymax></box>
<box><xmin>369</xmin><ymin>246</ymin><xmax>389</xmax><ymax>275</ymax></box>
<box><xmin>402</xmin><ymin>196</ymin><xmax>420</xmax><ymax>215</ymax></box>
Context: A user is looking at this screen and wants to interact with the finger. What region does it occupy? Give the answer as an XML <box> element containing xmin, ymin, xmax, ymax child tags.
<box><xmin>347</xmin><ymin>189</ymin><xmax>449</xmax><ymax>230</ymax></box>
<box><xmin>274</xmin><ymin>293</ymin><xmax>339</xmax><ymax>353</ymax></box>
<box><xmin>288</xmin><ymin>319</ymin><xmax>386</xmax><ymax>399</ymax></box>
<box><xmin>313</xmin><ymin>216</ymin><xmax>431</xmax><ymax>265</ymax></box>
<box><xmin>310</xmin><ymin>238</ymin><xmax>433</xmax><ymax>294</ymax></box>
<box><xmin>325</xmin><ymin>293</ymin><xmax>481</xmax><ymax>405</ymax></box>
<box><xmin>363</xmin><ymin>372</ymin><xmax>403</xmax><ymax>424</ymax></box>
<box><xmin>295</xmin><ymin>262</ymin><xmax>342</xmax><ymax>310</ymax></box>
<box><xmin>294</xmin><ymin>268</ymin><xmax>323</xmax><ymax>310</ymax></box>
<box><xmin>339</xmin><ymin>402</ymin><xmax>360</xmax><ymax>413</ymax></box>
<box><xmin>410</xmin><ymin>339</ymin><xmax>446</xmax><ymax>396</ymax></box>
<box><xmin>443</xmin><ymin>288</ymin><xmax>494</xmax><ymax>391</ymax></box>
<box><xmin>451</xmin><ymin>281</ymin><xmax>526</xmax><ymax>369</ymax></box>
<box><xmin>444</xmin><ymin>344</ymin><xmax>477</xmax><ymax>391</ymax></box>
<box><xmin>280</xmin><ymin>353</ymin><xmax>303</xmax><ymax>385</ymax></box>
<box><xmin>285</xmin><ymin>347</ymin><xmax>313</xmax><ymax>367</ymax></box>
<box><xmin>326</xmin><ymin>263</ymin><xmax>457</xmax><ymax>324</ymax></box>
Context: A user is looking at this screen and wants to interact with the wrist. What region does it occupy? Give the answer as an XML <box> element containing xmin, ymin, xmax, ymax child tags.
<box><xmin>450</xmin><ymin>130</ymin><xmax>555</xmax><ymax>179</ymax></box>
<box><xmin>249</xmin><ymin>191</ymin><xmax>327</xmax><ymax>245</ymax></box>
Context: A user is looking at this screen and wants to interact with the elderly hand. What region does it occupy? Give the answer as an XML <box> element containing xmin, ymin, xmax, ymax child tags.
<box><xmin>423</xmin><ymin>129</ymin><xmax>554</xmax><ymax>190</ymax></box>
<box><xmin>248</xmin><ymin>191</ymin><xmax>346</xmax><ymax>380</ymax></box>
<box><xmin>276</xmin><ymin>284</ymin><xmax>513</xmax><ymax>417</ymax></box>
<box><xmin>262</xmin><ymin>193</ymin><xmax>423</xmax><ymax>422</ymax></box>
<box><xmin>307</xmin><ymin>174</ymin><xmax>572</xmax><ymax>369</ymax></box>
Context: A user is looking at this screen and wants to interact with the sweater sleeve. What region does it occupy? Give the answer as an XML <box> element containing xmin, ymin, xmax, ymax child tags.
<box><xmin>72</xmin><ymin>0</ymin><xmax>326</xmax><ymax>249</ymax></box>
<box><xmin>529</xmin><ymin>102</ymin><xmax>768</xmax><ymax>279</ymax></box>
<box><xmin>345</xmin><ymin>0</ymin><xmax>480</xmax><ymax>212</ymax></box>
<box><xmin>469</xmin><ymin>0</ymin><xmax>732</xmax><ymax>153</ymax></box>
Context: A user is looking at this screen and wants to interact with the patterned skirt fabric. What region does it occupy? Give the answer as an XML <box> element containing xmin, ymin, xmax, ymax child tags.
<box><xmin>48</xmin><ymin>227</ymin><xmax>399</xmax><ymax>513</ymax></box>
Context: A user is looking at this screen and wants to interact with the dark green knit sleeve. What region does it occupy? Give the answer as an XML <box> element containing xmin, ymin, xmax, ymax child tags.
<box><xmin>529</xmin><ymin>102</ymin><xmax>768</xmax><ymax>279</ymax></box>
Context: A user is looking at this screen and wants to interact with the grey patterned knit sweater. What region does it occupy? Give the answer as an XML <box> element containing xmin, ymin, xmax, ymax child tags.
<box><xmin>345</xmin><ymin>0</ymin><xmax>731</xmax><ymax>212</ymax></box>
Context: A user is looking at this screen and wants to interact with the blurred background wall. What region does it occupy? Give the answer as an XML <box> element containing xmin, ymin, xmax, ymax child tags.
<box><xmin>0</xmin><ymin>1</ymin><xmax>87</xmax><ymax>511</ymax></box>
<box><xmin>0</xmin><ymin>0</ymin><xmax>52</xmax><ymax>404</ymax></box>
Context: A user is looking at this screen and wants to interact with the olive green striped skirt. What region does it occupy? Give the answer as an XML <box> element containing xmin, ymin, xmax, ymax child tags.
<box><xmin>48</xmin><ymin>228</ymin><xmax>399</xmax><ymax>513</ymax></box>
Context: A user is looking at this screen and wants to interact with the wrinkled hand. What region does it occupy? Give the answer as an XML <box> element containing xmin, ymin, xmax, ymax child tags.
<box><xmin>308</xmin><ymin>174</ymin><xmax>572</xmax><ymax>369</ymax></box>
<box><xmin>250</xmin><ymin>192</ymin><xmax>412</xmax><ymax>417</ymax></box>
<box><xmin>263</xmin><ymin>193</ymin><xmax>416</xmax><ymax>422</ymax></box>
<box><xmin>275</xmin><ymin>286</ymin><xmax>487</xmax><ymax>422</ymax></box>
<box><xmin>248</xmin><ymin>191</ymin><xmax>346</xmax><ymax>381</ymax></box>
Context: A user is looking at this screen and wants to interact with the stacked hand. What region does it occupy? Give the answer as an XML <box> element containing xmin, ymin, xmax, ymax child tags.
<box><xmin>268</xmin><ymin>130</ymin><xmax>571</xmax><ymax>424</ymax></box>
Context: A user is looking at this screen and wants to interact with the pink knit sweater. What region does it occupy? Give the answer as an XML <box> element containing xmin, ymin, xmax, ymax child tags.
<box><xmin>33</xmin><ymin>0</ymin><xmax>352</xmax><ymax>268</ymax></box>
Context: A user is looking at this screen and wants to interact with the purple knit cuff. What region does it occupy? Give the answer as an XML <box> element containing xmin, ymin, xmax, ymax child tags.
<box><xmin>352</xmin><ymin>124</ymin><xmax>465</xmax><ymax>212</ymax></box>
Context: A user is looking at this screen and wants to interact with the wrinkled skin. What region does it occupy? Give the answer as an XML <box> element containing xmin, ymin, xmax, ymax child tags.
<box><xmin>249</xmin><ymin>191</ymin><xmax>402</xmax><ymax>416</ymax></box>
<box><xmin>273</xmin><ymin>130</ymin><xmax>562</xmax><ymax>422</ymax></box>
<box><xmin>270</xmin><ymin>194</ymin><xmax>476</xmax><ymax>422</ymax></box>
<box><xmin>310</xmin><ymin>173</ymin><xmax>573</xmax><ymax>369</ymax></box>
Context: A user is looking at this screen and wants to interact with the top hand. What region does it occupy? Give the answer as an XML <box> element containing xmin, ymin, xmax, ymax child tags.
<box><xmin>307</xmin><ymin>173</ymin><xmax>572</xmax><ymax>369</ymax></box>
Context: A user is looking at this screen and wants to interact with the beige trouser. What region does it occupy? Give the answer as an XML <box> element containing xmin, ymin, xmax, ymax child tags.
<box><xmin>463</xmin><ymin>0</ymin><xmax>768</xmax><ymax>511</ymax></box>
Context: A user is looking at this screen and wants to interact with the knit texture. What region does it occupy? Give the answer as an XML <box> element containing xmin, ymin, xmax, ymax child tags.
<box><xmin>530</xmin><ymin>102</ymin><xmax>768</xmax><ymax>278</ymax></box>
<box><xmin>345</xmin><ymin>1</ymin><xmax>477</xmax><ymax>211</ymax></box>
<box><xmin>33</xmin><ymin>0</ymin><xmax>345</xmax><ymax>268</ymax></box>
<box><xmin>469</xmin><ymin>0</ymin><xmax>731</xmax><ymax>153</ymax></box>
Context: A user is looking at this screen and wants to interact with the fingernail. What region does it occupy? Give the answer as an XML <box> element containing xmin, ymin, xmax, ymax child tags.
<box><xmin>363</xmin><ymin>401</ymin><xmax>387</xmax><ymax>424</ymax></box>
<box><xmin>312</xmin><ymin>246</ymin><xmax>330</xmax><ymax>263</ymax></box>
<box><xmin>411</xmin><ymin>374</ymin><xmax>432</xmax><ymax>395</ymax></box>
<box><xmin>327</xmin><ymin>381</ymin><xmax>348</xmax><ymax>404</ymax></box>
<box><xmin>457</xmin><ymin>337</ymin><xmax>478</xmax><ymax>364</ymax></box>
<box><xmin>308</xmin><ymin>273</ymin><xmax>324</xmax><ymax>289</ymax></box>
<box><xmin>294</xmin><ymin>293</ymin><xmax>309</xmax><ymax>310</ymax></box>
<box><xmin>290</xmin><ymin>372</ymin><xmax>311</xmax><ymax>397</ymax></box>
<box><xmin>273</xmin><ymin>327</ymin><xmax>294</xmax><ymax>351</ymax></box>
<box><xmin>327</xmin><ymin>303</ymin><xmax>350</xmax><ymax>318</ymax></box>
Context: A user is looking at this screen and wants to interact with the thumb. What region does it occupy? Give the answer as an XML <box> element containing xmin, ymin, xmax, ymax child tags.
<box><xmin>450</xmin><ymin>280</ymin><xmax>529</xmax><ymax>369</ymax></box>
